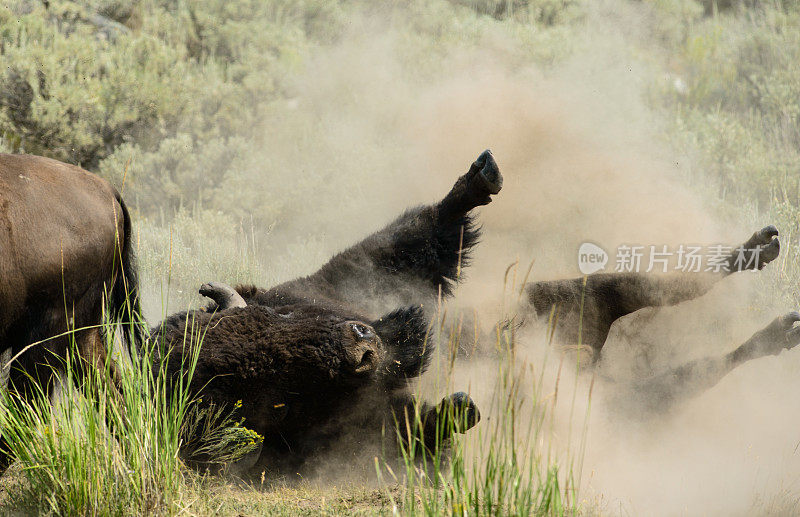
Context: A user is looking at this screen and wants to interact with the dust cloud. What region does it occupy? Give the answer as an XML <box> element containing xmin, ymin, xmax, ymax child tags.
<box><xmin>148</xmin><ymin>2</ymin><xmax>800</xmax><ymax>514</ymax></box>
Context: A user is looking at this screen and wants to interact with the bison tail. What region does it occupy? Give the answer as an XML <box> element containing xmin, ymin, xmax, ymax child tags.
<box><xmin>110</xmin><ymin>193</ymin><xmax>146</xmax><ymax>355</ymax></box>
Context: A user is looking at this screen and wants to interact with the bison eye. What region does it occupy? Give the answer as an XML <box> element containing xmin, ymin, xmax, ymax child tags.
<box><xmin>351</xmin><ymin>323</ymin><xmax>374</xmax><ymax>339</ymax></box>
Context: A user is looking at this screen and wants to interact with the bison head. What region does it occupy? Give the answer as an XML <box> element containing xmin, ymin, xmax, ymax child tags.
<box><xmin>196</xmin><ymin>281</ymin><xmax>433</xmax><ymax>388</ymax></box>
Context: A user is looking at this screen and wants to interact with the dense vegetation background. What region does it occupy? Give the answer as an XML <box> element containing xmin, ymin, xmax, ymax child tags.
<box><xmin>1</xmin><ymin>0</ymin><xmax>799</xmax><ymax>514</ymax></box>
<box><xmin>3</xmin><ymin>0</ymin><xmax>799</xmax><ymax>307</ymax></box>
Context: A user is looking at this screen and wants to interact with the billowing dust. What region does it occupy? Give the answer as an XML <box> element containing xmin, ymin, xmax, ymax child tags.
<box><xmin>144</xmin><ymin>4</ymin><xmax>800</xmax><ymax>515</ymax></box>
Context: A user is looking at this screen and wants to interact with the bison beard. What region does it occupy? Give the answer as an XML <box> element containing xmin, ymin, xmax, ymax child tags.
<box><xmin>155</xmin><ymin>149</ymin><xmax>799</xmax><ymax>477</ymax></box>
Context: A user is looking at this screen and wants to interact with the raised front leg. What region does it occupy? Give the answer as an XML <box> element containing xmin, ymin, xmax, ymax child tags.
<box><xmin>255</xmin><ymin>150</ymin><xmax>503</xmax><ymax>313</ymax></box>
<box><xmin>630</xmin><ymin>312</ymin><xmax>800</xmax><ymax>411</ymax></box>
<box><xmin>523</xmin><ymin>226</ymin><xmax>780</xmax><ymax>354</ymax></box>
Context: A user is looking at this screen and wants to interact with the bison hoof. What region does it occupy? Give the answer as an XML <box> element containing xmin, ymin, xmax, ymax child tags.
<box><xmin>780</xmin><ymin>312</ymin><xmax>800</xmax><ymax>350</ymax></box>
<box><xmin>757</xmin><ymin>224</ymin><xmax>779</xmax><ymax>241</ymax></box>
<box><xmin>731</xmin><ymin>225</ymin><xmax>780</xmax><ymax>271</ymax></box>
<box><xmin>760</xmin><ymin>237</ymin><xmax>780</xmax><ymax>267</ymax></box>
<box><xmin>745</xmin><ymin>312</ymin><xmax>800</xmax><ymax>359</ymax></box>
<box><xmin>475</xmin><ymin>149</ymin><xmax>503</xmax><ymax>195</ymax></box>
<box><xmin>442</xmin><ymin>391</ymin><xmax>481</xmax><ymax>433</ymax></box>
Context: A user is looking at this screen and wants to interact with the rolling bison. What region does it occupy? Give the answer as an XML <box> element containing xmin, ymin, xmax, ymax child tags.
<box><xmin>155</xmin><ymin>149</ymin><xmax>799</xmax><ymax>475</ymax></box>
<box><xmin>521</xmin><ymin>224</ymin><xmax>797</xmax><ymax>407</ymax></box>
<box><xmin>151</xmin><ymin>150</ymin><xmax>501</xmax><ymax>475</ymax></box>
<box><xmin>0</xmin><ymin>154</ymin><xmax>143</xmax><ymax>435</ymax></box>
<box><xmin>524</xmin><ymin>225</ymin><xmax>781</xmax><ymax>356</ymax></box>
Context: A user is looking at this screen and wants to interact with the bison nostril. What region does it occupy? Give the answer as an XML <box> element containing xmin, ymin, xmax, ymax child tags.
<box><xmin>341</xmin><ymin>321</ymin><xmax>380</xmax><ymax>374</ymax></box>
<box><xmin>351</xmin><ymin>347</ymin><xmax>377</xmax><ymax>375</ymax></box>
<box><xmin>357</xmin><ymin>349</ymin><xmax>375</xmax><ymax>371</ymax></box>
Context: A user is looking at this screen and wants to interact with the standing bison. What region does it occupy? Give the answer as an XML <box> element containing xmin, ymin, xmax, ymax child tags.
<box><xmin>0</xmin><ymin>154</ymin><xmax>143</xmax><ymax>432</ymax></box>
<box><xmin>155</xmin><ymin>150</ymin><xmax>799</xmax><ymax>475</ymax></box>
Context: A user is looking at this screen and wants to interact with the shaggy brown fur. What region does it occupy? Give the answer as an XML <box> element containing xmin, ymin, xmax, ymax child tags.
<box><xmin>156</xmin><ymin>301</ymin><xmax>470</xmax><ymax>473</ymax></box>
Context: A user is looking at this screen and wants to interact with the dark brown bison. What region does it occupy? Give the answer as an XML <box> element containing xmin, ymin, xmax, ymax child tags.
<box><xmin>520</xmin><ymin>225</ymin><xmax>799</xmax><ymax>407</ymax></box>
<box><xmin>152</xmin><ymin>150</ymin><xmax>500</xmax><ymax>476</ymax></box>
<box><xmin>0</xmin><ymin>154</ymin><xmax>143</xmax><ymax>437</ymax></box>
<box><xmin>155</xmin><ymin>149</ymin><xmax>799</xmax><ymax>475</ymax></box>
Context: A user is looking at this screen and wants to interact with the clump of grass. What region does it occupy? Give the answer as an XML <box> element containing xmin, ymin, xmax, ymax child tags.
<box><xmin>0</xmin><ymin>317</ymin><xmax>198</xmax><ymax>514</ymax></box>
<box><xmin>181</xmin><ymin>399</ymin><xmax>265</xmax><ymax>471</ymax></box>
<box><xmin>0</xmin><ymin>306</ymin><xmax>257</xmax><ymax>515</ymax></box>
<box><xmin>379</xmin><ymin>294</ymin><xmax>590</xmax><ymax>516</ymax></box>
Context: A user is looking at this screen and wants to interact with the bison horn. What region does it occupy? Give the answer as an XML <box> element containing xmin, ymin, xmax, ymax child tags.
<box><xmin>199</xmin><ymin>281</ymin><xmax>247</xmax><ymax>310</ymax></box>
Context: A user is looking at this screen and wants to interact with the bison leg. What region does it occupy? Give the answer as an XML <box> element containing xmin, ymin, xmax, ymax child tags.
<box><xmin>264</xmin><ymin>150</ymin><xmax>502</xmax><ymax>311</ymax></box>
<box><xmin>522</xmin><ymin>225</ymin><xmax>781</xmax><ymax>355</ymax></box>
<box><xmin>199</xmin><ymin>282</ymin><xmax>247</xmax><ymax>310</ymax></box>
<box><xmin>629</xmin><ymin>312</ymin><xmax>800</xmax><ymax>411</ymax></box>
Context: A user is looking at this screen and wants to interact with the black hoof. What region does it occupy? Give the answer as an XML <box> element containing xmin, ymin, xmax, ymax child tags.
<box><xmin>744</xmin><ymin>312</ymin><xmax>800</xmax><ymax>359</ymax></box>
<box><xmin>760</xmin><ymin>237</ymin><xmax>780</xmax><ymax>267</ymax></box>
<box><xmin>742</xmin><ymin>225</ymin><xmax>778</xmax><ymax>248</ymax></box>
<box><xmin>475</xmin><ymin>149</ymin><xmax>502</xmax><ymax>195</ymax></box>
<box><xmin>730</xmin><ymin>225</ymin><xmax>780</xmax><ymax>272</ymax></box>
<box><xmin>779</xmin><ymin>312</ymin><xmax>800</xmax><ymax>350</ymax></box>
<box><xmin>748</xmin><ymin>312</ymin><xmax>800</xmax><ymax>361</ymax></box>
<box><xmin>757</xmin><ymin>225</ymin><xmax>779</xmax><ymax>241</ymax></box>
<box><xmin>439</xmin><ymin>150</ymin><xmax>503</xmax><ymax>218</ymax></box>
<box><xmin>443</xmin><ymin>391</ymin><xmax>481</xmax><ymax>432</ymax></box>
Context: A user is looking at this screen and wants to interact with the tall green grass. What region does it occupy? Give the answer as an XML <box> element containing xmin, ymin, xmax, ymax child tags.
<box><xmin>0</xmin><ymin>311</ymin><xmax>201</xmax><ymax>515</ymax></box>
<box><xmin>379</xmin><ymin>277</ymin><xmax>590</xmax><ymax>516</ymax></box>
